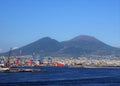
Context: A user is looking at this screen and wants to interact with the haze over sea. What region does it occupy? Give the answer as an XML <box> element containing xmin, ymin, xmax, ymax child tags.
<box><xmin>1</xmin><ymin>67</ymin><xmax>120</xmax><ymax>86</ymax></box>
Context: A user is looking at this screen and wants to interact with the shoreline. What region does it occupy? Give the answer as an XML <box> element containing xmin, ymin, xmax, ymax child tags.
<box><xmin>70</xmin><ymin>65</ymin><xmax>120</xmax><ymax>68</ymax></box>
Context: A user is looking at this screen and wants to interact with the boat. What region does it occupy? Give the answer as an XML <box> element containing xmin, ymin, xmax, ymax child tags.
<box><xmin>0</xmin><ymin>60</ymin><xmax>9</xmax><ymax>72</ymax></box>
<box><xmin>0</xmin><ymin>67</ymin><xmax>9</xmax><ymax>72</ymax></box>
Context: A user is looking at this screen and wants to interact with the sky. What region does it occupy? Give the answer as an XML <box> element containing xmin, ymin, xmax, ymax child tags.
<box><xmin>0</xmin><ymin>0</ymin><xmax>120</xmax><ymax>53</ymax></box>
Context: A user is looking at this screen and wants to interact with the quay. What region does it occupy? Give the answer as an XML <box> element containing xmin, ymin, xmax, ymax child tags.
<box><xmin>0</xmin><ymin>68</ymin><xmax>42</xmax><ymax>72</ymax></box>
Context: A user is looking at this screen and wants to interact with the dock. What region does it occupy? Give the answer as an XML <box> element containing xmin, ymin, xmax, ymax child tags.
<box><xmin>0</xmin><ymin>68</ymin><xmax>43</xmax><ymax>72</ymax></box>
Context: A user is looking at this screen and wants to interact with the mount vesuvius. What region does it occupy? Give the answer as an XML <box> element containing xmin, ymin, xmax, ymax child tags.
<box><xmin>1</xmin><ymin>35</ymin><xmax>120</xmax><ymax>57</ymax></box>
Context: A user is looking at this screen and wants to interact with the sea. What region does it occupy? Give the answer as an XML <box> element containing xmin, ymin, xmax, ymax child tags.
<box><xmin>0</xmin><ymin>66</ymin><xmax>120</xmax><ymax>86</ymax></box>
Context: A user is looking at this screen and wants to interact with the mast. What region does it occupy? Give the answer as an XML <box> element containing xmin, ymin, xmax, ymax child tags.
<box><xmin>19</xmin><ymin>49</ymin><xmax>22</xmax><ymax>66</ymax></box>
<box><xmin>7</xmin><ymin>48</ymin><xmax>12</xmax><ymax>67</ymax></box>
<box><xmin>31</xmin><ymin>52</ymin><xmax>35</xmax><ymax>66</ymax></box>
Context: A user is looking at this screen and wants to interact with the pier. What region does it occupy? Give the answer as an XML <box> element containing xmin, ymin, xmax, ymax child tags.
<box><xmin>0</xmin><ymin>68</ymin><xmax>42</xmax><ymax>72</ymax></box>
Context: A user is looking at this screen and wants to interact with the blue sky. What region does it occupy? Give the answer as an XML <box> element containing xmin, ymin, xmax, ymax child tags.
<box><xmin>0</xmin><ymin>0</ymin><xmax>120</xmax><ymax>52</ymax></box>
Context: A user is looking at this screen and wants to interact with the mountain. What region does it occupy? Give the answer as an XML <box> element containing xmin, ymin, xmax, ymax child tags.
<box><xmin>61</xmin><ymin>35</ymin><xmax>120</xmax><ymax>56</ymax></box>
<box><xmin>7</xmin><ymin>37</ymin><xmax>63</xmax><ymax>56</ymax></box>
<box><xmin>1</xmin><ymin>35</ymin><xmax>120</xmax><ymax>57</ymax></box>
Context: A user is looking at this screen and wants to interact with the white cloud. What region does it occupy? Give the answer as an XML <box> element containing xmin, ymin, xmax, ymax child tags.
<box><xmin>12</xmin><ymin>47</ymin><xmax>19</xmax><ymax>50</ymax></box>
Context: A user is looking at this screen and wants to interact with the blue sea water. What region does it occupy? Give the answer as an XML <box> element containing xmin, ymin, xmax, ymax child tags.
<box><xmin>0</xmin><ymin>67</ymin><xmax>120</xmax><ymax>86</ymax></box>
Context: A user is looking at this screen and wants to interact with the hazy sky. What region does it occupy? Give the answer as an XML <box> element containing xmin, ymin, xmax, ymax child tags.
<box><xmin>0</xmin><ymin>0</ymin><xmax>120</xmax><ymax>52</ymax></box>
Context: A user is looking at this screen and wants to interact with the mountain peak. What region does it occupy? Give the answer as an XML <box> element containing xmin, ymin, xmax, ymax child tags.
<box><xmin>71</xmin><ymin>35</ymin><xmax>99</xmax><ymax>42</ymax></box>
<box><xmin>40</xmin><ymin>37</ymin><xmax>52</xmax><ymax>40</ymax></box>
